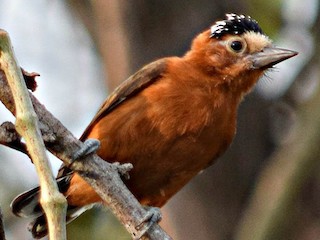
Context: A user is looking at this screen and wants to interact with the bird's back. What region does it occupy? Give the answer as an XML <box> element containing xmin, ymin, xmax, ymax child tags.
<box><xmin>67</xmin><ymin>57</ymin><xmax>239</xmax><ymax>207</ymax></box>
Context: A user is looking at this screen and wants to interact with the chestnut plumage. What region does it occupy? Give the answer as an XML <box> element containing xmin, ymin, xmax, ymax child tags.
<box><xmin>11</xmin><ymin>13</ymin><xmax>297</xmax><ymax>238</ymax></box>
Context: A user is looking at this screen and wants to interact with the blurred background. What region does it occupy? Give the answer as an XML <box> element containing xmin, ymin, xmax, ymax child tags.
<box><xmin>0</xmin><ymin>0</ymin><xmax>319</xmax><ymax>239</ymax></box>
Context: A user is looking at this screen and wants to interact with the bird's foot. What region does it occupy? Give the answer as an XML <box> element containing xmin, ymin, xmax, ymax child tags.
<box><xmin>72</xmin><ymin>138</ymin><xmax>100</xmax><ymax>161</ymax></box>
<box><xmin>112</xmin><ymin>162</ymin><xmax>133</xmax><ymax>180</ymax></box>
<box><xmin>134</xmin><ymin>206</ymin><xmax>162</xmax><ymax>239</ymax></box>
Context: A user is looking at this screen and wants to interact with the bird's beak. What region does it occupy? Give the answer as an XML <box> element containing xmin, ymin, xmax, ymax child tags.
<box><xmin>250</xmin><ymin>47</ymin><xmax>298</xmax><ymax>69</ymax></box>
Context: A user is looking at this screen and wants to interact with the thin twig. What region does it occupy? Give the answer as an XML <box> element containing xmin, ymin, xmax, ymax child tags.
<box><xmin>0</xmin><ymin>29</ymin><xmax>67</xmax><ymax>240</ymax></box>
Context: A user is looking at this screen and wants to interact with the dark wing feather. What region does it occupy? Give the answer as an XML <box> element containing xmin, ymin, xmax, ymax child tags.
<box><xmin>57</xmin><ymin>58</ymin><xmax>167</xmax><ymax>178</ymax></box>
<box><xmin>80</xmin><ymin>58</ymin><xmax>167</xmax><ymax>141</ymax></box>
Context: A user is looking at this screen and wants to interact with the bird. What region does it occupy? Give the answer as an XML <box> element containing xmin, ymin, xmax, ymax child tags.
<box><xmin>11</xmin><ymin>13</ymin><xmax>297</xmax><ymax>238</ymax></box>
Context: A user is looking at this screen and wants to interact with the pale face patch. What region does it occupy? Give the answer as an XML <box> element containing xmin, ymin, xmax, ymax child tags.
<box><xmin>243</xmin><ymin>31</ymin><xmax>272</xmax><ymax>53</ymax></box>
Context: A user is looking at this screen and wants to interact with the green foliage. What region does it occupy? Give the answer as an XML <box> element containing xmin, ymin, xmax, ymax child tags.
<box><xmin>67</xmin><ymin>208</ymin><xmax>130</xmax><ymax>240</ymax></box>
<box><xmin>247</xmin><ymin>0</ymin><xmax>282</xmax><ymax>38</ymax></box>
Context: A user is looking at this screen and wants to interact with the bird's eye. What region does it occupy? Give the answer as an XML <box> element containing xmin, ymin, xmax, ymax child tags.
<box><xmin>230</xmin><ymin>41</ymin><xmax>243</xmax><ymax>52</ymax></box>
<box><xmin>226</xmin><ymin>38</ymin><xmax>247</xmax><ymax>54</ymax></box>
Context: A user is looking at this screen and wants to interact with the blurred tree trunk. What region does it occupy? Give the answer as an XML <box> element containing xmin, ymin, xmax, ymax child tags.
<box><xmin>67</xmin><ymin>0</ymin><xmax>130</xmax><ymax>90</ymax></box>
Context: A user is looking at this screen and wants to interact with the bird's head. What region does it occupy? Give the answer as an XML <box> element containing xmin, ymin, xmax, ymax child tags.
<box><xmin>185</xmin><ymin>13</ymin><xmax>297</xmax><ymax>94</ymax></box>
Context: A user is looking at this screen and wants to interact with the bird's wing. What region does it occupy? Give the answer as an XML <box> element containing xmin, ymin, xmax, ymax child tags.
<box><xmin>56</xmin><ymin>59</ymin><xmax>167</xmax><ymax>178</ymax></box>
<box><xmin>80</xmin><ymin>58</ymin><xmax>167</xmax><ymax>140</ymax></box>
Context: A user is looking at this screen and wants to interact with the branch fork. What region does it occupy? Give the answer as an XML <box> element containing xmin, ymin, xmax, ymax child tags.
<box><xmin>0</xmin><ymin>29</ymin><xmax>172</xmax><ymax>240</ymax></box>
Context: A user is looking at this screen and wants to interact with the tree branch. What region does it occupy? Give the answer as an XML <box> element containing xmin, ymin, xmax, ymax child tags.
<box><xmin>0</xmin><ymin>121</ymin><xmax>29</xmax><ymax>156</ymax></box>
<box><xmin>0</xmin><ymin>32</ymin><xmax>171</xmax><ymax>240</ymax></box>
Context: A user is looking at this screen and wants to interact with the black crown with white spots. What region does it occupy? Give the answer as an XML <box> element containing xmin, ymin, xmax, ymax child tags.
<box><xmin>210</xmin><ymin>13</ymin><xmax>263</xmax><ymax>39</ymax></box>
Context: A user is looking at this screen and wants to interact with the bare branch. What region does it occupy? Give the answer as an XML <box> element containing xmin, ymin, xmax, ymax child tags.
<box><xmin>0</xmin><ymin>121</ymin><xmax>28</xmax><ymax>156</ymax></box>
<box><xmin>0</xmin><ymin>36</ymin><xmax>171</xmax><ymax>240</ymax></box>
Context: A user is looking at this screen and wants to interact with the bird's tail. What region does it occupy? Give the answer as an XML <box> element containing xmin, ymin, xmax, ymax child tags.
<box><xmin>11</xmin><ymin>175</ymin><xmax>95</xmax><ymax>239</ymax></box>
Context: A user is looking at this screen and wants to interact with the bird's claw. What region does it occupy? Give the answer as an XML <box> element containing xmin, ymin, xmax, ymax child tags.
<box><xmin>72</xmin><ymin>138</ymin><xmax>100</xmax><ymax>161</ymax></box>
<box><xmin>112</xmin><ymin>162</ymin><xmax>133</xmax><ymax>180</ymax></box>
<box><xmin>134</xmin><ymin>207</ymin><xmax>162</xmax><ymax>240</ymax></box>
